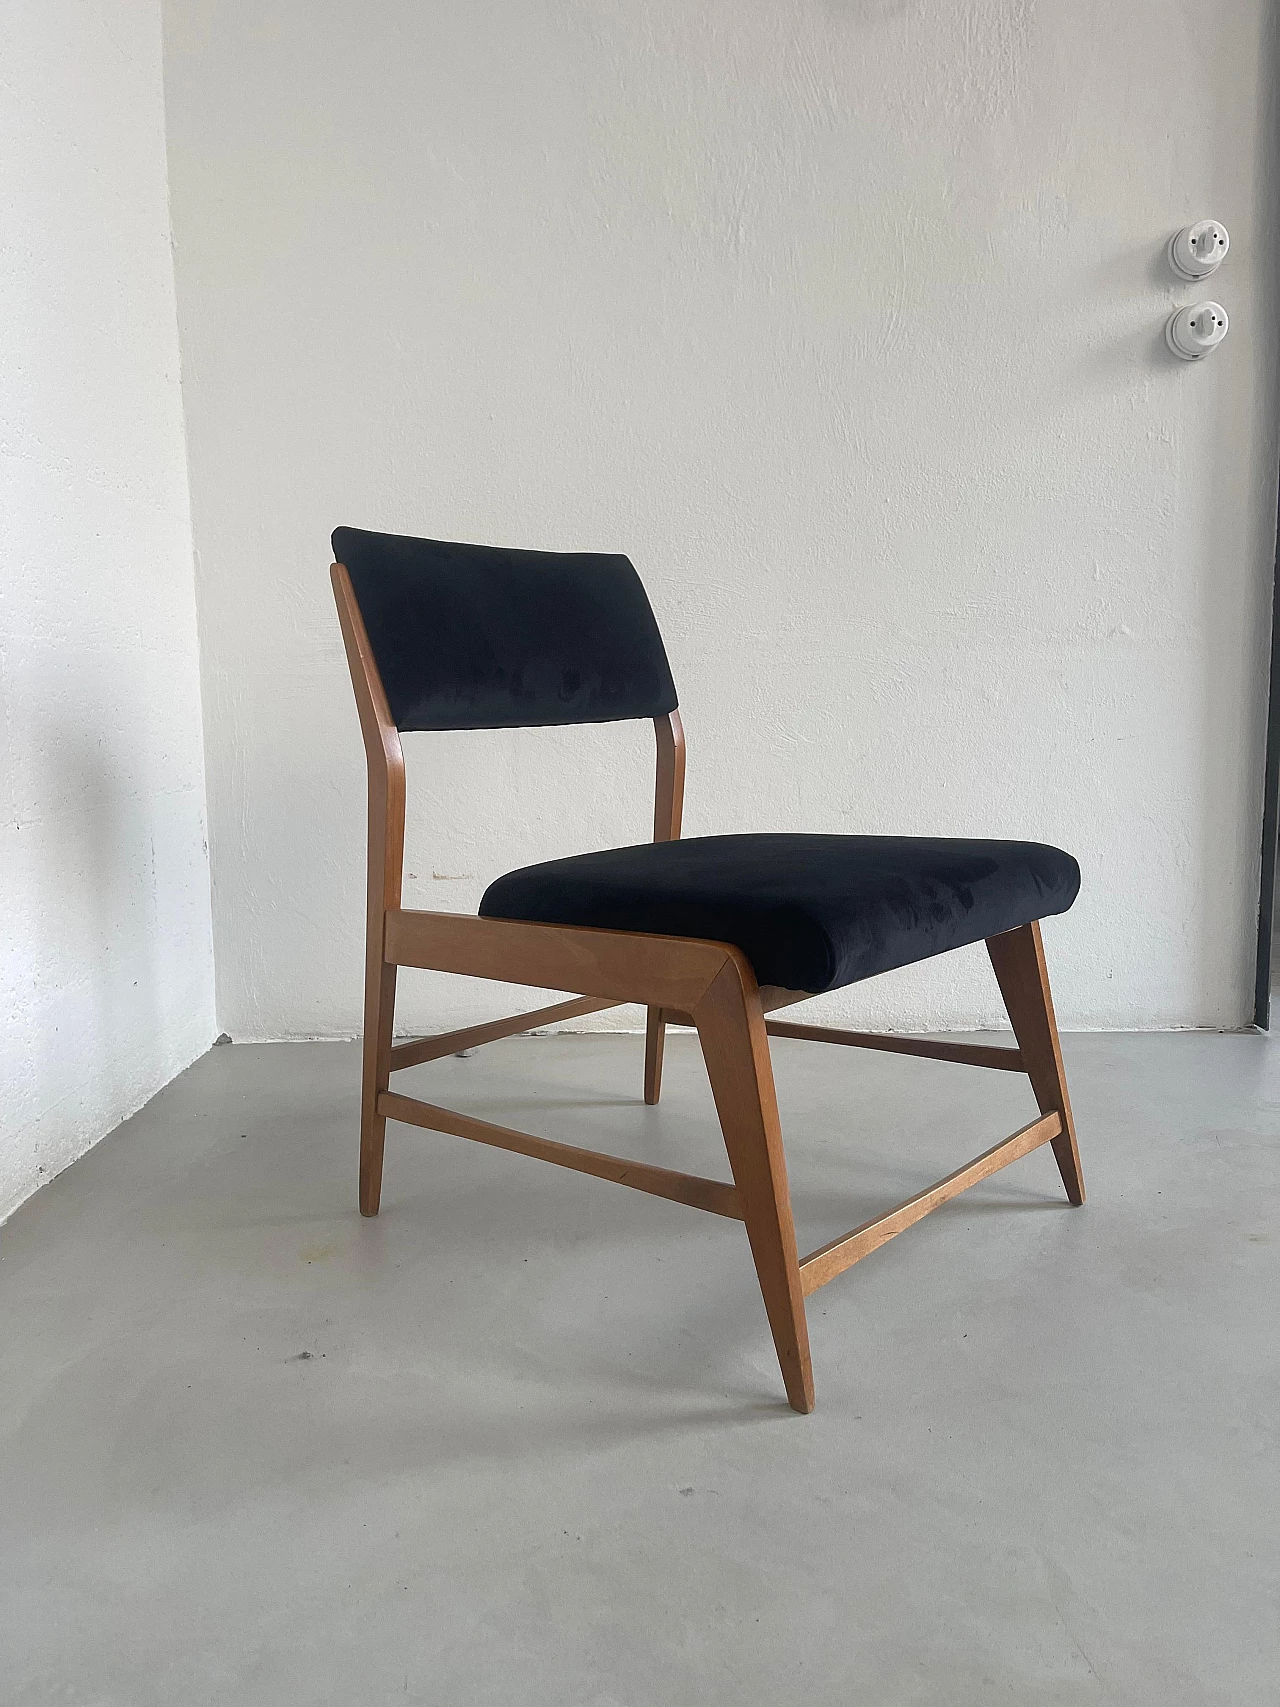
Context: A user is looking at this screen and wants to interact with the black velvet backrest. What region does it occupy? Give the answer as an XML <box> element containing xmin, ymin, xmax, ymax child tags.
<box><xmin>333</xmin><ymin>527</ymin><xmax>679</xmax><ymax>732</ymax></box>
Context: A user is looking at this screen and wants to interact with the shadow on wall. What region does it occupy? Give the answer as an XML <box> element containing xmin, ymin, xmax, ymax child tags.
<box><xmin>11</xmin><ymin>681</ymin><xmax>167</xmax><ymax>1179</ymax></box>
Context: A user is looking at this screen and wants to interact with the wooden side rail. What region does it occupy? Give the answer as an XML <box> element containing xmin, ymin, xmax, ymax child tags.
<box><xmin>798</xmin><ymin>1110</ymin><xmax>1061</xmax><ymax>1295</ymax></box>
<box><xmin>655</xmin><ymin>1006</ymin><xmax>1024</xmax><ymax>1073</ymax></box>
<box><xmin>384</xmin><ymin>908</ymin><xmax>733</xmax><ymax>1012</ymax></box>
<box><xmin>765</xmin><ymin>1019</ymin><xmax>1024</xmax><ymax>1073</ymax></box>
<box><xmin>378</xmin><ymin>1090</ymin><xmax>743</xmax><ymax>1220</ymax></box>
<box><xmin>390</xmin><ymin>996</ymin><xmax>619</xmax><ymax>1071</ymax></box>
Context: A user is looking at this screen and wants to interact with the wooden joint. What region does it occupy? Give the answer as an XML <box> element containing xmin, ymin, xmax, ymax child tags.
<box><xmin>377</xmin><ymin>1090</ymin><xmax>743</xmax><ymax>1220</ymax></box>
<box><xmin>797</xmin><ymin>1111</ymin><xmax>1062</xmax><ymax>1295</ymax></box>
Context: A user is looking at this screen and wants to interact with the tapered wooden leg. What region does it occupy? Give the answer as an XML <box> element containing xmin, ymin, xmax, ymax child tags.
<box><xmin>694</xmin><ymin>958</ymin><xmax>814</xmax><ymax>1413</ymax></box>
<box><xmin>643</xmin><ymin>1006</ymin><xmax>667</xmax><ymax>1104</ymax></box>
<box><xmin>986</xmin><ymin>920</ymin><xmax>1085</xmax><ymax>1205</ymax></box>
<box><xmin>359</xmin><ymin>959</ymin><xmax>397</xmax><ymax>1216</ymax></box>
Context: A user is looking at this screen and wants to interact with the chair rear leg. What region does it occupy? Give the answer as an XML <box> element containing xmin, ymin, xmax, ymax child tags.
<box><xmin>643</xmin><ymin>1006</ymin><xmax>667</xmax><ymax>1104</ymax></box>
<box><xmin>987</xmin><ymin>920</ymin><xmax>1085</xmax><ymax>1205</ymax></box>
<box><xmin>694</xmin><ymin>960</ymin><xmax>814</xmax><ymax>1413</ymax></box>
<box><xmin>360</xmin><ymin>960</ymin><xmax>397</xmax><ymax>1216</ymax></box>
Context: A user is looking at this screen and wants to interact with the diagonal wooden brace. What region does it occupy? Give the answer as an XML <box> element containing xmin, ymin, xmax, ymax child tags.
<box><xmin>389</xmin><ymin>995</ymin><xmax>619</xmax><ymax>1071</ymax></box>
<box><xmin>378</xmin><ymin>1090</ymin><xmax>743</xmax><ymax>1219</ymax></box>
<box><xmin>798</xmin><ymin>1110</ymin><xmax>1062</xmax><ymax>1295</ymax></box>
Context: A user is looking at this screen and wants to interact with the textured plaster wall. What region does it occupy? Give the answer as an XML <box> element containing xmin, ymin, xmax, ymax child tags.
<box><xmin>0</xmin><ymin>0</ymin><xmax>216</xmax><ymax>1220</ymax></box>
<box><xmin>163</xmin><ymin>0</ymin><xmax>1279</xmax><ymax>1040</ymax></box>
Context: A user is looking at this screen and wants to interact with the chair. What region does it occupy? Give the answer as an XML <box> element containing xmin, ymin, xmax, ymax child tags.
<box><xmin>331</xmin><ymin>526</ymin><xmax>1085</xmax><ymax>1414</ymax></box>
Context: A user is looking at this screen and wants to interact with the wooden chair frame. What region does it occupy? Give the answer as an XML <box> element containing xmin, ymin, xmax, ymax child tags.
<box><xmin>333</xmin><ymin>562</ymin><xmax>1085</xmax><ymax>1414</ymax></box>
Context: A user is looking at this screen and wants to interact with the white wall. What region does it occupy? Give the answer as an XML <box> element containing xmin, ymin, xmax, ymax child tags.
<box><xmin>0</xmin><ymin>0</ymin><xmax>216</xmax><ymax>1221</ymax></box>
<box><xmin>163</xmin><ymin>0</ymin><xmax>1279</xmax><ymax>1040</ymax></box>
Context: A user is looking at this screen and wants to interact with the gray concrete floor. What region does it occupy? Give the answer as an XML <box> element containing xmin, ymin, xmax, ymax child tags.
<box><xmin>1</xmin><ymin>1030</ymin><xmax>1277</xmax><ymax>1705</ymax></box>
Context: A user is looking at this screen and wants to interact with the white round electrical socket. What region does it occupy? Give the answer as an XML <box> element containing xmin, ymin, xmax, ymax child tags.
<box><xmin>1165</xmin><ymin>301</ymin><xmax>1228</xmax><ymax>360</ymax></box>
<box><xmin>1168</xmin><ymin>220</ymin><xmax>1229</xmax><ymax>280</ymax></box>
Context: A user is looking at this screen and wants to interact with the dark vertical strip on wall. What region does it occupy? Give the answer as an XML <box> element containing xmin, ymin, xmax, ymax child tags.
<box><xmin>1254</xmin><ymin>465</ymin><xmax>1280</xmax><ymax>1027</ymax></box>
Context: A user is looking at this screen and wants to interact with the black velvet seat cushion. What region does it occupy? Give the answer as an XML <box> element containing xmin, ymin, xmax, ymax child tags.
<box><xmin>480</xmin><ymin>834</ymin><xmax>1080</xmax><ymax>995</ymax></box>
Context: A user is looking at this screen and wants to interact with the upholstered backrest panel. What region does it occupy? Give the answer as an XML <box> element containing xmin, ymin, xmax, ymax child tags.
<box><xmin>333</xmin><ymin>527</ymin><xmax>679</xmax><ymax>732</ymax></box>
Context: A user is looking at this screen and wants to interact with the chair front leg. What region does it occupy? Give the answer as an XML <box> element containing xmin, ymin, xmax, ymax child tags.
<box><xmin>357</xmin><ymin>800</ymin><xmax>402</xmax><ymax>1217</ymax></box>
<box><xmin>359</xmin><ymin>957</ymin><xmax>397</xmax><ymax>1216</ymax></box>
<box><xmin>693</xmin><ymin>956</ymin><xmax>814</xmax><ymax>1413</ymax></box>
<box><xmin>986</xmin><ymin>920</ymin><xmax>1085</xmax><ymax>1206</ymax></box>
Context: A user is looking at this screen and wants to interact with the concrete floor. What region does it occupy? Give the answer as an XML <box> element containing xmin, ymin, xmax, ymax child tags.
<box><xmin>1</xmin><ymin>1030</ymin><xmax>1277</xmax><ymax>1705</ymax></box>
